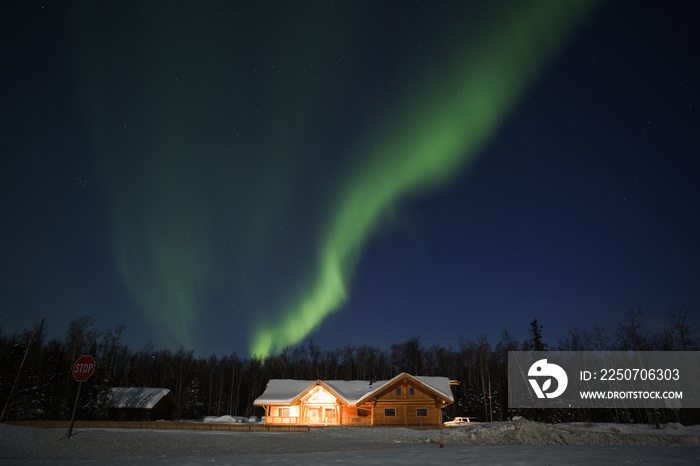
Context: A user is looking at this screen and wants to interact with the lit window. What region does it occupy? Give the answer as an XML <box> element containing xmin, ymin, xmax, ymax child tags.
<box><xmin>417</xmin><ymin>409</ymin><xmax>428</xmax><ymax>417</ymax></box>
<box><xmin>385</xmin><ymin>409</ymin><xmax>396</xmax><ymax>417</ymax></box>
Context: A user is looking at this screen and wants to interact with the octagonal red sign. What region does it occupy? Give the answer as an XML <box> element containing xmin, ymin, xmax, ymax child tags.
<box><xmin>72</xmin><ymin>355</ymin><xmax>96</xmax><ymax>382</ymax></box>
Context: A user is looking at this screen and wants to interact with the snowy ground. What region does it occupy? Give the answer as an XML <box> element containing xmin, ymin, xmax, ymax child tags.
<box><xmin>2</xmin><ymin>419</ymin><xmax>699</xmax><ymax>465</ymax></box>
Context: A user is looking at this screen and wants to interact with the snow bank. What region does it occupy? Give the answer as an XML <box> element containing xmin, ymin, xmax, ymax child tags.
<box><xmin>201</xmin><ymin>415</ymin><xmax>254</xmax><ymax>424</ymax></box>
<box><xmin>2</xmin><ymin>420</ymin><xmax>699</xmax><ymax>465</ymax></box>
<box><xmin>439</xmin><ymin>418</ymin><xmax>700</xmax><ymax>446</ymax></box>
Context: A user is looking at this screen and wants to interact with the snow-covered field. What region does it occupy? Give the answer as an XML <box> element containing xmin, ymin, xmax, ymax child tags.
<box><xmin>2</xmin><ymin>419</ymin><xmax>699</xmax><ymax>465</ymax></box>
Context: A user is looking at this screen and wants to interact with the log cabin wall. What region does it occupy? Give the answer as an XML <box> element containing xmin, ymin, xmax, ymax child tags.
<box><xmin>340</xmin><ymin>405</ymin><xmax>372</xmax><ymax>426</ymax></box>
<box><xmin>371</xmin><ymin>379</ymin><xmax>442</xmax><ymax>427</ymax></box>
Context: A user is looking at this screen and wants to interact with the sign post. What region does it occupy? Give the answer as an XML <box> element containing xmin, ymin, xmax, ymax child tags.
<box><xmin>67</xmin><ymin>355</ymin><xmax>96</xmax><ymax>439</ymax></box>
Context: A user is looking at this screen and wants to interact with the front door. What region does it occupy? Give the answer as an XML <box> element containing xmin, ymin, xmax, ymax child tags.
<box><xmin>309</xmin><ymin>407</ymin><xmax>321</xmax><ymax>424</ymax></box>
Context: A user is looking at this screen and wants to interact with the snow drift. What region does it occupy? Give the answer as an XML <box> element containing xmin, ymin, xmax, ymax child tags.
<box><xmin>2</xmin><ymin>419</ymin><xmax>699</xmax><ymax>465</ymax></box>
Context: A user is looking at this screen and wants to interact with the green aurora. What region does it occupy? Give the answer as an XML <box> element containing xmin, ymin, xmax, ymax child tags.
<box><xmin>68</xmin><ymin>1</ymin><xmax>598</xmax><ymax>356</ymax></box>
<box><xmin>249</xmin><ymin>1</ymin><xmax>598</xmax><ymax>356</ymax></box>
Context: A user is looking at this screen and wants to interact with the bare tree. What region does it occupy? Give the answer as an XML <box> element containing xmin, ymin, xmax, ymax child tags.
<box><xmin>589</xmin><ymin>324</ymin><xmax>610</xmax><ymax>351</ymax></box>
<box><xmin>615</xmin><ymin>305</ymin><xmax>647</xmax><ymax>350</ymax></box>
<box><xmin>667</xmin><ymin>305</ymin><xmax>696</xmax><ymax>350</ymax></box>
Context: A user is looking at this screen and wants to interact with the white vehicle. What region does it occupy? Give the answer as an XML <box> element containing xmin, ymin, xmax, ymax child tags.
<box><xmin>444</xmin><ymin>416</ymin><xmax>473</xmax><ymax>427</ymax></box>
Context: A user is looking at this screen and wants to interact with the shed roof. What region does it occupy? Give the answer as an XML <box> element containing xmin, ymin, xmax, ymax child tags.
<box><xmin>108</xmin><ymin>387</ymin><xmax>172</xmax><ymax>409</ymax></box>
<box><xmin>254</xmin><ymin>373</ymin><xmax>453</xmax><ymax>406</ymax></box>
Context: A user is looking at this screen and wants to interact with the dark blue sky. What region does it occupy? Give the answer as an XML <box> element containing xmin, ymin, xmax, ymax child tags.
<box><xmin>2</xmin><ymin>1</ymin><xmax>698</xmax><ymax>357</ymax></box>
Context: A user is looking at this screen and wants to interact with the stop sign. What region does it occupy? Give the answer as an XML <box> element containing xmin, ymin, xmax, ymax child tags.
<box><xmin>72</xmin><ymin>355</ymin><xmax>96</xmax><ymax>382</ymax></box>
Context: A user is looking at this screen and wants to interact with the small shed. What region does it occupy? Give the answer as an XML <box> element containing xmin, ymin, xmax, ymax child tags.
<box><xmin>108</xmin><ymin>387</ymin><xmax>178</xmax><ymax>421</ymax></box>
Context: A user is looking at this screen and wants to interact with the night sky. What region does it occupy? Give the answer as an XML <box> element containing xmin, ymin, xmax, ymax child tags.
<box><xmin>2</xmin><ymin>1</ymin><xmax>698</xmax><ymax>358</ymax></box>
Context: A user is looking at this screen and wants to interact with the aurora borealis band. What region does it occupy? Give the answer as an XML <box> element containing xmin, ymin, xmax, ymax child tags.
<box><xmin>249</xmin><ymin>1</ymin><xmax>598</xmax><ymax>356</ymax></box>
<box><xmin>4</xmin><ymin>1</ymin><xmax>699</xmax><ymax>358</ymax></box>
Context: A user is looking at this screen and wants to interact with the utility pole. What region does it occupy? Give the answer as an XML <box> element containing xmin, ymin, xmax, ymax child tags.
<box><xmin>0</xmin><ymin>330</ymin><xmax>35</xmax><ymax>422</ymax></box>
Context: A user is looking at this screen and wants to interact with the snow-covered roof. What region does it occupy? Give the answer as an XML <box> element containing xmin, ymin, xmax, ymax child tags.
<box><xmin>323</xmin><ymin>380</ymin><xmax>379</xmax><ymax>405</ymax></box>
<box><xmin>353</xmin><ymin>373</ymin><xmax>454</xmax><ymax>405</ymax></box>
<box><xmin>252</xmin><ymin>380</ymin><xmax>317</xmax><ymax>405</ymax></box>
<box><xmin>412</xmin><ymin>375</ymin><xmax>454</xmax><ymax>401</ymax></box>
<box><xmin>109</xmin><ymin>387</ymin><xmax>172</xmax><ymax>409</ymax></box>
<box><xmin>254</xmin><ymin>373</ymin><xmax>453</xmax><ymax>406</ymax></box>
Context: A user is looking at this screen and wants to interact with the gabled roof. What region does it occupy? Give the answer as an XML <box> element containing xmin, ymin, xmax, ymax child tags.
<box><xmin>410</xmin><ymin>374</ymin><xmax>454</xmax><ymax>401</ymax></box>
<box><xmin>251</xmin><ymin>380</ymin><xmax>317</xmax><ymax>405</ymax></box>
<box><xmin>253</xmin><ymin>373</ymin><xmax>454</xmax><ymax>407</ymax></box>
<box><xmin>355</xmin><ymin>373</ymin><xmax>454</xmax><ymax>405</ymax></box>
<box><xmin>108</xmin><ymin>387</ymin><xmax>172</xmax><ymax>409</ymax></box>
<box><xmin>322</xmin><ymin>380</ymin><xmax>380</xmax><ymax>405</ymax></box>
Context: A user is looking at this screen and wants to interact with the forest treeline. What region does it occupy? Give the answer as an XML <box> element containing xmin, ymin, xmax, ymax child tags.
<box><xmin>1</xmin><ymin>304</ymin><xmax>697</xmax><ymax>425</ymax></box>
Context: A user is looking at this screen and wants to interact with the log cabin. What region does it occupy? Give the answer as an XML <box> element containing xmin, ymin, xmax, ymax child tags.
<box><xmin>254</xmin><ymin>373</ymin><xmax>454</xmax><ymax>427</ymax></box>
